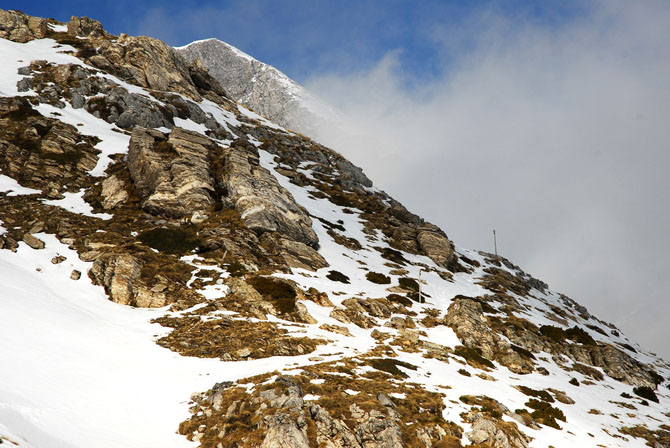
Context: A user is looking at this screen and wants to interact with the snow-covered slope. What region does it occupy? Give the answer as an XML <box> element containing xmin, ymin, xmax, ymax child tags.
<box><xmin>1</xmin><ymin>10</ymin><xmax>669</xmax><ymax>448</ymax></box>
<box><xmin>176</xmin><ymin>38</ymin><xmax>343</xmax><ymax>139</ymax></box>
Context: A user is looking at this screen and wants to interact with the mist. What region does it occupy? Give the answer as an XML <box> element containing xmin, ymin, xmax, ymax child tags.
<box><xmin>305</xmin><ymin>1</ymin><xmax>670</xmax><ymax>358</ymax></box>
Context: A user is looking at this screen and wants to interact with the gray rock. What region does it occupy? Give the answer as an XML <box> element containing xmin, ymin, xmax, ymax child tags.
<box><xmin>23</xmin><ymin>233</ymin><xmax>45</xmax><ymax>250</ymax></box>
<box><xmin>100</xmin><ymin>174</ymin><xmax>128</xmax><ymax>209</ymax></box>
<box><xmin>260</xmin><ymin>412</ymin><xmax>310</xmax><ymax>448</ymax></box>
<box><xmin>177</xmin><ymin>39</ymin><xmax>343</xmax><ymax>139</ymax></box>
<box><xmin>16</xmin><ymin>77</ymin><xmax>33</xmax><ymax>92</ymax></box>
<box><xmin>219</xmin><ymin>143</ymin><xmax>318</xmax><ymax>247</ymax></box>
<box><xmin>127</xmin><ymin>127</ymin><xmax>216</xmax><ymax>218</ymax></box>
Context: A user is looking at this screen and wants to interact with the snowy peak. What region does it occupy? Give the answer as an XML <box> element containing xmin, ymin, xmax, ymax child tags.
<box><xmin>176</xmin><ymin>37</ymin><xmax>343</xmax><ymax>138</ymax></box>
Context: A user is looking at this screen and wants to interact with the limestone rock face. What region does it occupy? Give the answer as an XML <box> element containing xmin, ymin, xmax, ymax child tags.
<box><xmin>261</xmin><ymin>233</ymin><xmax>328</xmax><ymax>271</ymax></box>
<box><xmin>100</xmin><ymin>174</ymin><xmax>128</xmax><ymax>209</ymax></box>
<box><xmin>89</xmin><ymin>253</ymin><xmax>169</xmax><ymax>308</ymax></box>
<box><xmin>0</xmin><ymin>9</ymin><xmax>47</xmax><ymax>43</ymax></box>
<box><xmin>417</xmin><ymin>225</ymin><xmax>456</xmax><ymax>268</ymax></box>
<box><xmin>177</xmin><ymin>39</ymin><xmax>343</xmax><ymax>138</ymax></box>
<box><xmin>127</xmin><ymin>127</ymin><xmax>216</xmax><ymax>218</ymax></box>
<box><xmin>67</xmin><ymin>16</ymin><xmax>108</xmax><ymax>38</ymax></box>
<box><xmin>89</xmin><ymin>253</ymin><xmax>144</xmax><ymax>306</ymax></box>
<box><xmin>91</xmin><ymin>34</ymin><xmax>204</xmax><ymax>101</ymax></box>
<box><xmin>260</xmin><ymin>413</ymin><xmax>310</xmax><ymax>448</ymax></box>
<box><xmin>220</xmin><ymin>143</ymin><xmax>318</xmax><ymax>247</ymax></box>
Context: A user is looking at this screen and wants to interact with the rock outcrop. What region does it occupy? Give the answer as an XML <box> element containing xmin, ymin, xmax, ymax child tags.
<box><xmin>177</xmin><ymin>39</ymin><xmax>342</xmax><ymax>138</ymax></box>
<box><xmin>127</xmin><ymin>127</ymin><xmax>216</xmax><ymax>218</ymax></box>
<box><xmin>0</xmin><ymin>9</ymin><xmax>46</xmax><ymax>43</ymax></box>
<box><xmin>219</xmin><ymin>141</ymin><xmax>318</xmax><ymax>247</ymax></box>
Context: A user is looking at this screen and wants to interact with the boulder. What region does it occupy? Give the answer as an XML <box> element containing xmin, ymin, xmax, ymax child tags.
<box><xmin>23</xmin><ymin>233</ymin><xmax>45</xmax><ymax>250</ymax></box>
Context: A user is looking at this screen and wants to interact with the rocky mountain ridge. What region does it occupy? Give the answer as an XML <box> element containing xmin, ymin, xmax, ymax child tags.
<box><xmin>176</xmin><ymin>38</ymin><xmax>342</xmax><ymax>139</ymax></box>
<box><xmin>0</xmin><ymin>9</ymin><xmax>669</xmax><ymax>448</ymax></box>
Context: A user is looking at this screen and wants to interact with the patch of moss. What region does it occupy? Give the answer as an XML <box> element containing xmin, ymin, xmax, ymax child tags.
<box><xmin>226</xmin><ymin>261</ymin><xmax>247</xmax><ymax>277</ymax></box>
<box><xmin>41</xmin><ymin>150</ymin><xmax>83</xmax><ymax>165</ymax></box>
<box><xmin>633</xmin><ymin>386</ymin><xmax>659</xmax><ymax>403</ymax></box>
<box><xmin>368</xmin><ymin>358</ymin><xmax>417</xmax><ymax>378</ymax></box>
<box><xmin>138</xmin><ymin>227</ymin><xmax>200</xmax><ymax>255</ymax></box>
<box><xmin>387</xmin><ymin>293</ymin><xmax>413</xmax><ymax>307</ymax></box>
<box><xmin>565</xmin><ymin>326</ymin><xmax>596</xmax><ymax>345</ymax></box>
<box><xmin>510</xmin><ymin>344</ymin><xmax>536</xmax><ymax>360</ymax></box>
<box><xmin>366</xmin><ymin>271</ymin><xmax>391</xmax><ymax>284</ymax></box>
<box><xmin>649</xmin><ymin>369</ymin><xmax>664</xmax><ymax>386</ymax></box>
<box><xmin>380</xmin><ymin>247</ymin><xmax>409</xmax><ymax>265</ymax></box>
<box><xmin>460</xmin><ymin>395</ymin><xmax>503</xmax><ymax>419</ymax></box>
<box><xmin>525</xmin><ymin>398</ymin><xmax>565</xmax><ymax>429</ymax></box>
<box><xmin>539</xmin><ymin>325</ymin><xmax>567</xmax><ymax>343</ymax></box>
<box><xmin>517</xmin><ymin>385</ymin><xmax>554</xmax><ymax>403</ymax></box>
<box><xmin>247</xmin><ymin>276</ymin><xmax>297</xmax><ymax>314</ymax></box>
<box><xmin>453</xmin><ymin>345</ymin><xmax>495</xmax><ymax>369</ymax></box>
<box><xmin>326</xmin><ymin>270</ymin><xmax>350</xmax><ymax>283</ymax></box>
<box><xmin>399</xmin><ymin>277</ymin><xmax>419</xmax><ymax>291</ymax></box>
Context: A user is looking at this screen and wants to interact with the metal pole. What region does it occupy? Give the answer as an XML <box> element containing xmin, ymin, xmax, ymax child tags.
<box><xmin>493</xmin><ymin>229</ymin><xmax>498</xmax><ymax>257</ymax></box>
<box><xmin>418</xmin><ymin>269</ymin><xmax>423</xmax><ymax>303</ymax></box>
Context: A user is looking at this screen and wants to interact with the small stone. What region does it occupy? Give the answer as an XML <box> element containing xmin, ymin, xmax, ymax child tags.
<box><xmin>23</xmin><ymin>233</ymin><xmax>45</xmax><ymax>249</ymax></box>
<box><xmin>51</xmin><ymin>255</ymin><xmax>66</xmax><ymax>264</ymax></box>
<box><xmin>235</xmin><ymin>348</ymin><xmax>251</xmax><ymax>358</ymax></box>
<box><xmin>29</xmin><ymin>222</ymin><xmax>44</xmax><ymax>233</ymax></box>
<box><xmin>70</xmin><ymin>270</ymin><xmax>81</xmax><ymax>280</ymax></box>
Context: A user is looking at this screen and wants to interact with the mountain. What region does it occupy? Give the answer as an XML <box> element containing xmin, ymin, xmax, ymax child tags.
<box><xmin>1</xmin><ymin>9</ymin><xmax>669</xmax><ymax>448</ymax></box>
<box><xmin>176</xmin><ymin>38</ymin><xmax>342</xmax><ymax>139</ymax></box>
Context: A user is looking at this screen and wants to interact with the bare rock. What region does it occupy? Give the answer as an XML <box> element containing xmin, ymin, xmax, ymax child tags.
<box><xmin>70</xmin><ymin>270</ymin><xmax>81</xmax><ymax>280</ymax></box>
<box><xmin>417</xmin><ymin>226</ymin><xmax>455</xmax><ymax>268</ymax></box>
<box><xmin>219</xmin><ymin>144</ymin><xmax>318</xmax><ymax>247</ymax></box>
<box><xmin>261</xmin><ymin>412</ymin><xmax>310</xmax><ymax>448</ymax></box>
<box><xmin>127</xmin><ymin>127</ymin><xmax>215</xmax><ymax>218</ymax></box>
<box><xmin>93</xmin><ymin>35</ymin><xmax>204</xmax><ymax>101</ymax></box>
<box><xmin>89</xmin><ymin>253</ymin><xmax>143</xmax><ymax>306</ymax></box>
<box><xmin>309</xmin><ymin>404</ymin><xmax>362</xmax><ymax>448</ymax></box>
<box><xmin>0</xmin><ymin>9</ymin><xmax>47</xmax><ymax>43</ymax></box>
<box><xmin>67</xmin><ymin>16</ymin><xmax>108</xmax><ymax>38</ymax></box>
<box><xmin>23</xmin><ymin>233</ymin><xmax>45</xmax><ymax>250</ymax></box>
<box><xmin>100</xmin><ymin>174</ymin><xmax>128</xmax><ymax>209</ymax></box>
<box><xmin>465</xmin><ymin>412</ymin><xmax>530</xmax><ymax>448</ymax></box>
<box><xmin>261</xmin><ymin>233</ymin><xmax>327</xmax><ymax>271</ymax></box>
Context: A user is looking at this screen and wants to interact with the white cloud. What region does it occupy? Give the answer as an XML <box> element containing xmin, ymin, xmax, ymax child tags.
<box><xmin>306</xmin><ymin>1</ymin><xmax>670</xmax><ymax>358</ymax></box>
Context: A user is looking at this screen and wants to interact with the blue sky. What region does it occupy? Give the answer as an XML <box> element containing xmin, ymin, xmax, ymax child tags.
<box><xmin>8</xmin><ymin>0</ymin><xmax>588</xmax><ymax>82</ymax></box>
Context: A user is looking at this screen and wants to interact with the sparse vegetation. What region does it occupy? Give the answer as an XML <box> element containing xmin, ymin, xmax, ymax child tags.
<box><xmin>247</xmin><ymin>276</ymin><xmax>297</xmax><ymax>314</ymax></box>
<box><xmin>366</xmin><ymin>271</ymin><xmax>391</xmax><ymax>284</ymax></box>
<box><xmin>524</xmin><ymin>398</ymin><xmax>566</xmax><ymax>429</ymax></box>
<box><xmin>633</xmin><ymin>386</ymin><xmax>659</xmax><ymax>403</ymax></box>
<box><xmin>539</xmin><ymin>325</ymin><xmax>596</xmax><ymax>345</ymax></box>
<box><xmin>368</xmin><ymin>358</ymin><xmax>417</xmax><ymax>378</ymax></box>
<box><xmin>517</xmin><ymin>385</ymin><xmax>554</xmax><ymax>403</ymax></box>
<box><xmin>326</xmin><ymin>270</ymin><xmax>350</xmax><ymax>283</ymax></box>
<box><xmin>138</xmin><ymin>227</ymin><xmax>200</xmax><ymax>255</ymax></box>
<box><xmin>454</xmin><ymin>345</ymin><xmax>495</xmax><ymax>369</ymax></box>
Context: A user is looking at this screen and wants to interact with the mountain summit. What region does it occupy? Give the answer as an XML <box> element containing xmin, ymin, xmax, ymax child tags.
<box><xmin>0</xmin><ymin>9</ymin><xmax>669</xmax><ymax>448</ymax></box>
<box><xmin>176</xmin><ymin>38</ymin><xmax>342</xmax><ymax>139</ymax></box>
